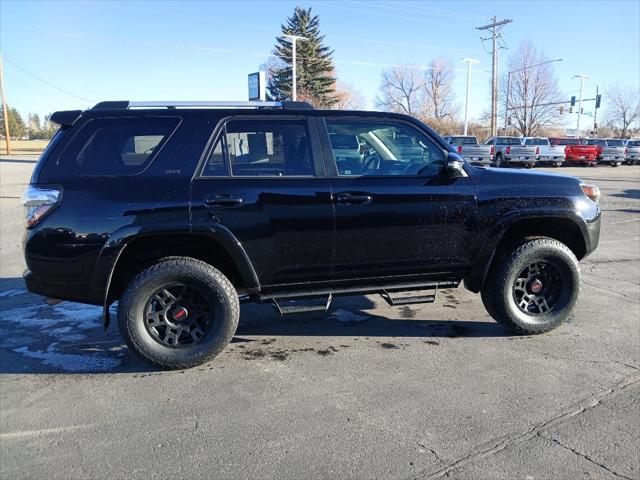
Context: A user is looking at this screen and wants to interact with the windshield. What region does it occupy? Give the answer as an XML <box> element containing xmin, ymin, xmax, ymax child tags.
<box><xmin>628</xmin><ymin>140</ymin><xmax>640</xmax><ymax>147</ymax></box>
<box><xmin>497</xmin><ymin>137</ymin><xmax>522</xmax><ymax>145</ymax></box>
<box><xmin>586</xmin><ymin>139</ymin><xmax>606</xmax><ymax>146</ymax></box>
<box><xmin>606</xmin><ymin>139</ymin><xmax>624</xmax><ymax>146</ymax></box>
<box><xmin>450</xmin><ymin>136</ymin><xmax>477</xmax><ymax>145</ymax></box>
<box><xmin>524</xmin><ymin>138</ymin><xmax>548</xmax><ymax>146</ymax></box>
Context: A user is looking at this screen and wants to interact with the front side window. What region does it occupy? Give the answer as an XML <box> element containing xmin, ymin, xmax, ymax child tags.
<box><xmin>60</xmin><ymin>116</ymin><xmax>179</xmax><ymax>176</ymax></box>
<box><xmin>326</xmin><ymin>118</ymin><xmax>445</xmax><ymax>177</ymax></box>
<box><xmin>203</xmin><ymin>119</ymin><xmax>313</xmax><ymax>177</ymax></box>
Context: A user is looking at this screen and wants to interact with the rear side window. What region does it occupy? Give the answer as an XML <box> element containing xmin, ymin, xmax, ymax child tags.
<box><xmin>202</xmin><ymin>119</ymin><xmax>314</xmax><ymax>177</ymax></box>
<box><xmin>59</xmin><ymin>117</ymin><xmax>179</xmax><ymax>176</ymax></box>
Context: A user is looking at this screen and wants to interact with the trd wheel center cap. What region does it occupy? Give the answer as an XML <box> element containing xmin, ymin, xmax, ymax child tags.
<box><xmin>530</xmin><ymin>279</ymin><xmax>543</xmax><ymax>293</ymax></box>
<box><xmin>170</xmin><ymin>306</ymin><xmax>189</xmax><ymax>322</ymax></box>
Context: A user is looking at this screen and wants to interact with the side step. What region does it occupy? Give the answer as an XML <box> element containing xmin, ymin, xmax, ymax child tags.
<box><xmin>380</xmin><ymin>287</ymin><xmax>437</xmax><ymax>306</ymax></box>
<box><xmin>272</xmin><ymin>294</ymin><xmax>332</xmax><ymax>316</ymax></box>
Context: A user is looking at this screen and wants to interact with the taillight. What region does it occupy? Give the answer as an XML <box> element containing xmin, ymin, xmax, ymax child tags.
<box><xmin>457</xmin><ymin>145</ymin><xmax>463</xmax><ymax>154</ymax></box>
<box><xmin>506</xmin><ymin>146</ymin><xmax>511</xmax><ymax>155</ymax></box>
<box><xmin>565</xmin><ymin>146</ymin><xmax>570</xmax><ymax>155</ymax></box>
<box><xmin>580</xmin><ymin>183</ymin><xmax>600</xmax><ymax>204</ymax></box>
<box><xmin>625</xmin><ymin>147</ymin><xmax>629</xmax><ymax>155</ymax></box>
<box><xmin>535</xmin><ymin>147</ymin><xmax>540</xmax><ymax>155</ymax></box>
<box><xmin>490</xmin><ymin>145</ymin><xmax>495</xmax><ymax>156</ymax></box>
<box><xmin>22</xmin><ymin>185</ymin><xmax>61</xmax><ymax>229</ymax></box>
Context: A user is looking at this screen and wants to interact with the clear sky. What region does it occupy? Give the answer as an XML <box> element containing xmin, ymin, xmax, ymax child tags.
<box><xmin>1</xmin><ymin>0</ymin><xmax>638</xmax><ymax>125</ymax></box>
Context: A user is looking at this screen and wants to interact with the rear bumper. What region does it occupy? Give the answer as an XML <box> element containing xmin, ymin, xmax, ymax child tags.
<box><xmin>23</xmin><ymin>269</ymin><xmax>102</xmax><ymax>305</ymax></box>
<box><xmin>505</xmin><ymin>157</ymin><xmax>537</xmax><ymax>164</ymax></box>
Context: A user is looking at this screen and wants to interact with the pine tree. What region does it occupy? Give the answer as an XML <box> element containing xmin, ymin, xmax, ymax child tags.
<box><xmin>267</xmin><ymin>7</ymin><xmax>338</xmax><ymax>108</ymax></box>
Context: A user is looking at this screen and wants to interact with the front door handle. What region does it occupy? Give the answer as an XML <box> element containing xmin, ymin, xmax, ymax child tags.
<box><xmin>204</xmin><ymin>194</ymin><xmax>244</xmax><ymax>208</ymax></box>
<box><xmin>335</xmin><ymin>192</ymin><xmax>372</xmax><ymax>205</ymax></box>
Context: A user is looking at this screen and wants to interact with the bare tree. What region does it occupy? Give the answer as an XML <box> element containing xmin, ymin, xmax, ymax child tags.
<box><xmin>334</xmin><ymin>82</ymin><xmax>367</xmax><ymax>110</ymax></box>
<box><xmin>603</xmin><ymin>83</ymin><xmax>640</xmax><ymax>138</ymax></box>
<box><xmin>500</xmin><ymin>41</ymin><xmax>562</xmax><ymax>136</ymax></box>
<box><xmin>375</xmin><ymin>66</ymin><xmax>425</xmax><ymax>116</ymax></box>
<box><xmin>423</xmin><ymin>58</ymin><xmax>459</xmax><ymax>120</ymax></box>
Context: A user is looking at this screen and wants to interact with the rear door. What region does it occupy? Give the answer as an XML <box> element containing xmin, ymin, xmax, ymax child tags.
<box><xmin>318</xmin><ymin>115</ymin><xmax>478</xmax><ymax>280</ymax></box>
<box><xmin>190</xmin><ymin>115</ymin><xmax>334</xmax><ymax>286</ymax></box>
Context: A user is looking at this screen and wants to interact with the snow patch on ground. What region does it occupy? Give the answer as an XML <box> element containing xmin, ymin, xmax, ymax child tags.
<box><xmin>13</xmin><ymin>343</ymin><xmax>121</xmax><ymax>372</ymax></box>
<box><xmin>330</xmin><ymin>309</ymin><xmax>369</xmax><ymax>323</ymax></box>
<box><xmin>0</xmin><ymin>288</ymin><xmax>26</xmax><ymax>298</ymax></box>
<box><xmin>1</xmin><ymin>302</ymin><xmax>122</xmax><ymax>372</ymax></box>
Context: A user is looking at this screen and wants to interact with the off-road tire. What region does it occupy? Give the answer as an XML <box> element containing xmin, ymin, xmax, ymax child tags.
<box><xmin>118</xmin><ymin>257</ymin><xmax>239</xmax><ymax>369</ymax></box>
<box><xmin>481</xmin><ymin>238</ymin><xmax>580</xmax><ymax>334</ymax></box>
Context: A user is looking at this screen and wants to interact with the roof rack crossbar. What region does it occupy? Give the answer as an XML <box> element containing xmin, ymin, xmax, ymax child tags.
<box><xmin>92</xmin><ymin>101</ymin><xmax>315</xmax><ymax>110</ymax></box>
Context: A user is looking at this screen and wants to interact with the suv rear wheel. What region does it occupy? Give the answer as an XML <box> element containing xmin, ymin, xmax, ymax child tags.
<box><xmin>118</xmin><ymin>257</ymin><xmax>239</xmax><ymax>369</ymax></box>
<box><xmin>481</xmin><ymin>238</ymin><xmax>580</xmax><ymax>334</ymax></box>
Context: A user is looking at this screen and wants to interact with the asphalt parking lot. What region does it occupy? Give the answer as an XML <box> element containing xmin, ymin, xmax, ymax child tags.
<box><xmin>0</xmin><ymin>158</ymin><xmax>638</xmax><ymax>480</ymax></box>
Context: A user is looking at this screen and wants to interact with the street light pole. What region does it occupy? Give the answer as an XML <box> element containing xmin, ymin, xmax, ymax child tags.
<box><xmin>461</xmin><ymin>58</ymin><xmax>480</xmax><ymax>136</ymax></box>
<box><xmin>573</xmin><ymin>74</ymin><xmax>589</xmax><ymax>138</ymax></box>
<box><xmin>281</xmin><ymin>34</ymin><xmax>307</xmax><ymax>101</ymax></box>
<box><xmin>504</xmin><ymin>58</ymin><xmax>562</xmax><ymax>135</ymax></box>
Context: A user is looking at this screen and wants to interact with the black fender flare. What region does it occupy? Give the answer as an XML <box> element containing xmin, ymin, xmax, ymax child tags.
<box><xmin>94</xmin><ymin>223</ymin><xmax>259</xmax><ymax>329</ymax></box>
<box><xmin>464</xmin><ymin>208</ymin><xmax>589</xmax><ymax>293</ymax></box>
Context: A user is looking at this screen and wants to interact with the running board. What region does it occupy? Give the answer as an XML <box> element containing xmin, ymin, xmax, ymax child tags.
<box><xmin>272</xmin><ymin>294</ymin><xmax>333</xmax><ymax>316</ymax></box>
<box><xmin>380</xmin><ymin>286</ymin><xmax>437</xmax><ymax>306</ymax></box>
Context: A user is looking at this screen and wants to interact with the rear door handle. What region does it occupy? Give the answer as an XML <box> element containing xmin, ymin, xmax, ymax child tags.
<box><xmin>335</xmin><ymin>192</ymin><xmax>372</xmax><ymax>205</ymax></box>
<box><xmin>204</xmin><ymin>194</ymin><xmax>244</xmax><ymax>207</ymax></box>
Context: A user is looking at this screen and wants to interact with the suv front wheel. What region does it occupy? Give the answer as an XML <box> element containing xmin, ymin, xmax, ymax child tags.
<box><xmin>118</xmin><ymin>257</ymin><xmax>239</xmax><ymax>369</ymax></box>
<box><xmin>481</xmin><ymin>238</ymin><xmax>580</xmax><ymax>334</ymax></box>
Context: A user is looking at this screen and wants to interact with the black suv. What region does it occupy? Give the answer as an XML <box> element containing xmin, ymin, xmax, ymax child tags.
<box><xmin>22</xmin><ymin>101</ymin><xmax>601</xmax><ymax>369</ymax></box>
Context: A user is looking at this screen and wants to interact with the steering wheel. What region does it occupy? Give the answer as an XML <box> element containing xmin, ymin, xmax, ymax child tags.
<box><xmin>363</xmin><ymin>154</ymin><xmax>381</xmax><ymax>172</ymax></box>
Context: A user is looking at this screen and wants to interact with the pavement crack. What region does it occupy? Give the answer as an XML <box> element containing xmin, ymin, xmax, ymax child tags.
<box><xmin>417</xmin><ymin>442</ymin><xmax>445</xmax><ymax>464</ymax></box>
<box><xmin>582</xmin><ymin>280</ymin><xmax>637</xmax><ymax>300</ymax></box>
<box><xmin>411</xmin><ymin>375</ymin><xmax>640</xmax><ymax>480</ymax></box>
<box><xmin>533</xmin><ymin>350</ymin><xmax>640</xmax><ymax>372</ymax></box>
<box><xmin>539</xmin><ymin>433</ymin><xmax>633</xmax><ymax>480</ymax></box>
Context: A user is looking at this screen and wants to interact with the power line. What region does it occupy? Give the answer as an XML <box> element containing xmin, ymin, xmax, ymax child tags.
<box><xmin>3</xmin><ymin>56</ymin><xmax>94</xmax><ymax>103</ymax></box>
<box><xmin>1</xmin><ymin>27</ymin><xmax>486</xmax><ymax>73</ymax></box>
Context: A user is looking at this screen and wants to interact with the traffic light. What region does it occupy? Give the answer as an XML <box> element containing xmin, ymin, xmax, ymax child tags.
<box><xmin>559</xmin><ymin>106</ymin><xmax>564</xmax><ymax>114</ymax></box>
<box><xmin>594</xmin><ymin>122</ymin><xmax>598</xmax><ymax>130</ymax></box>
<box><xmin>569</xmin><ymin>107</ymin><xmax>574</xmax><ymax>114</ymax></box>
<box><xmin>570</xmin><ymin>96</ymin><xmax>576</xmax><ymax>107</ymax></box>
<box><xmin>595</xmin><ymin>94</ymin><xmax>601</xmax><ymax>109</ymax></box>
<box><xmin>507</xmin><ymin>116</ymin><xmax>512</xmax><ymax>125</ymax></box>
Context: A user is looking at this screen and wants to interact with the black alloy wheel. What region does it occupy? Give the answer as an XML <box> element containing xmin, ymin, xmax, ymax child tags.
<box><xmin>512</xmin><ymin>261</ymin><xmax>562</xmax><ymax>315</ymax></box>
<box><xmin>144</xmin><ymin>283</ymin><xmax>213</xmax><ymax>348</ymax></box>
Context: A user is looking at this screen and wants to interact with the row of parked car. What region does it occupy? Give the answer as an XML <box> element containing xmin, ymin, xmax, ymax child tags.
<box><xmin>442</xmin><ymin>135</ymin><xmax>640</xmax><ymax>168</ymax></box>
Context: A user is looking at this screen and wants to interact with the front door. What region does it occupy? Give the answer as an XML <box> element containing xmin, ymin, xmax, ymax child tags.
<box><xmin>320</xmin><ymin>116</ymin><xmax>478</xmax><ymax>280</ymax></box>
<box><xmin>190</xmin><ymin>116</ymin><xmax>334</xmax><ymax>287</ymax></box>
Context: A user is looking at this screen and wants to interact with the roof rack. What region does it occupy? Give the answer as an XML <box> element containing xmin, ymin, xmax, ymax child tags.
<box><xmin>91</xmin><ymin>100</ymin><xmax>315</xmax><ymax>110</ymax></box>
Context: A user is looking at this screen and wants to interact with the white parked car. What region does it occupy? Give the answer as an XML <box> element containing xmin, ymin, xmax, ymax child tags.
<box><xmin>523</xmin><ymin>137</ymin><xmax>565</xmax><ymax>167</ymax></box>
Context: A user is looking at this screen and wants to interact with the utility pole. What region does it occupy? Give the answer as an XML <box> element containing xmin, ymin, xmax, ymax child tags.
<box><xmin>281</xmin><ymin>34</ymin><xmax>307</xmax><ymax>101</ymax></box>
<box><xmin>573</xmin><ymin>74</ymin><xmax>589</xmax><ymax>138</ymax></box>
<box><xmin>593</xmin><ymin>84</ymin><xmax>599</xmax><ymax>138</ymax></box>
<box><xmin>461</xmin><ymin>58</ymin><xmax>480</xmax><ymax>136</ymax></box>
<box><xmin>0</xmin><ymin>54</ymin><xmax>11</xmax><ymax>155</ymax></box>
<box><xmin>476</xmin><ymin>16</ymin><xmax>512</xmax><ymax>137</ymax></box>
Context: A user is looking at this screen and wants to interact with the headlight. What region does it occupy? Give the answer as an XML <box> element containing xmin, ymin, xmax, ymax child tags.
<box><xmin>580</xmin><ymin>183</ymin><xmax>600</xmax><ymax>204</ymax></box>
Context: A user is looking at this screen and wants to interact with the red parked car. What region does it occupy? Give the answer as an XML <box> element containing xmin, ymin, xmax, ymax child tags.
<box><xmin>548</xmin><ymin>138</ymin><xmax>598</xmax><ymax>166</ymax></box>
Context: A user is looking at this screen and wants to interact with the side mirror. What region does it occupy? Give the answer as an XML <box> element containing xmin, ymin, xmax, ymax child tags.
<box><xmin>445</xmin><ymin>155</ymin><xmax>467</xmax><ymax>177</ymax></box>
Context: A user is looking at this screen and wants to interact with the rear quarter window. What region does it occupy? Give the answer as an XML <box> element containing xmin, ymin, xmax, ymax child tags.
<box><xmin>58</xmin><ymin>116</ymin><xmax>180</xmax><ymax>176</ymax></box>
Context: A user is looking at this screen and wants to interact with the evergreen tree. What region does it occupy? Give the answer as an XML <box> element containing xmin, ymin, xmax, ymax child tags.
<box><xmin>0</xmin><ymin>107</ymin><xmax>27</xmax><ymax>139</ymax></box>
<box><xmin>267</xmin><ymin>7</ymin><xmax>338</xmax><ymax>108</ymax></box>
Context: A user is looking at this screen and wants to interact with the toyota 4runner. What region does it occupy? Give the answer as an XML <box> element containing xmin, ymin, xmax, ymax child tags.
<box><xmin>22</xmin><ymin>101</ymin><xmax>601</xmax><ymax>369</ymax></box>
